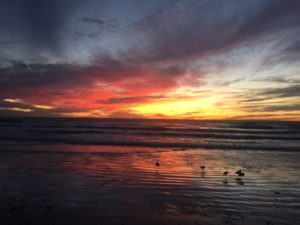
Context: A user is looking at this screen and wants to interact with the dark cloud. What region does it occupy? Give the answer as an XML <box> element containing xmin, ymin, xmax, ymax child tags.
<box><xmin>261</xmin><ymin>84</ymin><xmax>300</xmax><ymax>98</ymax></box>
<box><xmin>0</xmin><ymin>40</ymin><xmax>27</xmax><ymax>46</ymax></box>
<box><xmin>276</xmin><ymin>39</ymin><xmax>300</xmax><ymax>65</ymax></box>
<box><xmin>230</xmin><ymin>113</ymin><xmax>300</xmax><ymax>120</ymax></box>
<box><xmin>253</xmin><ymin>77</ymin><xmax>300</xmax><ymax>84</ymax></box>
<box><xmin>239</xmin><ymin>97</ymin><xmax>272</xmax><ymax>103</ymax></box>
<box><xmin>257</xmin><ymin>37</ymin><xmax>300</xmax><ymax>71</ymax></box>
<box><xmin>82</xmin><ymin>17</ymin><xmax>106</xmax><ymax>25</ymax></box>
<box><xmin>238</xmin><ymin>84</ymin><xmax>300</xmax><ymax>108</ymax></box>
<box><xmin>0</xmin><ymin>61</ymin><xmax>91</xmax><ymax>89</ymax></box>
<box><xmin>214</xmin><ymin>77</ymin><xmax>245</xmax><ymax>86</ymax></box>
<box><xmin>71</xmin><ymin>17</ymin><xmax>120</xmax><ymax>40</ymax></box>
<box><xmin>237</xmin><ymin>85</ymin><xmax>300</xmax><ymax>114</ymax></box>
<box><xmin>0</xmin><ymin>0</ymin><xmax>76</xmax><ymax>53</ymax></box>
<box><xmin>263</xmin><ymin>104</ymin><xmax>300</xmax><ymax>112</ymax></box>
<box><xmin>81</xmin><ymin>17</ymin><xmax>119</xmax><ymax>29</ymax></box>
<box><xmin>22</xmin><ymin>0</ymin><xmax>69</xmax><ymax>50</ymax></box>
<box><xmin>0</xmin><ymin>0</ymin><xmax>299</xmax><ymax>62</ymax></box>
<box><xmin>0</xmin><ymin>99</ymin><xmax>87</xmax><ymax>117</ymax></box>
<box><xmin>97</xmin><ymin>95</ymin><xmax>165</xmax><ymax>104</ymax></box>
<box><xmin>0</xmin><ymin>99</ymin><xmax>33</xmax><ymax>109</ymax></box>
<box><xmin>129</xmin><ymin>0</ymin><xmax>300</xmax><ymax>64</ymax></box>
<box><xmin>72</xmin><ymin>31</ymin><xmax>100</xmax><ymax>40</ymax></box>
<box><xmin>0</xmin><ymin>56</ymin><xmax>202</xmax><ymax>101</ymax></box>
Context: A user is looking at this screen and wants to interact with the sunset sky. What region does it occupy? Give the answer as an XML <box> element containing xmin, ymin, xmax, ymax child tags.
<box><xmin>0</xmin><ymin>0</ymin><xmax>299</xmax><ymax>120</ymax></box>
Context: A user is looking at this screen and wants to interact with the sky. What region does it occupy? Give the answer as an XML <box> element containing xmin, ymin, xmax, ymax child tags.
<box><xmin>0</xmin><ymin>0</ymin><xmax>299</xmax><ymax>120</ymax></box>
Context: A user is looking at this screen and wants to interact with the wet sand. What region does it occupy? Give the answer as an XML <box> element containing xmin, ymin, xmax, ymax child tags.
<box><xmin>0</xmin><ymin>145</ymin><xmax>299</xmax><ymax>225</ymax></box>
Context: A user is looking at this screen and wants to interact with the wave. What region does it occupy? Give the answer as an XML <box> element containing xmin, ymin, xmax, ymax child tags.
<box><xmin>0</xmin><ymin>118</ymin><xmax>299</xmax><ymax>152</ymax></box>
<box><xmin>20</xmin><ymin>129</ymin><xmax>300</xmax><ymax>140</ymax></box>
<box><xmin>0</xmin><ymin>138</ymin><xmax>299</xmax><ymax>152</ymax></box>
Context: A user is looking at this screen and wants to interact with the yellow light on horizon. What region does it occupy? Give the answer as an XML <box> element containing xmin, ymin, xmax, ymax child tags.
<box><xmin>33</xmin><ymin>104</ymin><xmax>54</xmax><ymax>110</ymax></box>
<box><xmin>3</xmin><ymin>99</ymin><xmax>23</xmax><ymax>103</ymax></box>
<box><xmin>129</xmin><ymin>96</ymin><xmax>229</xmax><ymax>119</ymax></box>
<box><xmin>0</xmin><ymin>107</ymin><xmax>33</xmax><ymax>112</ymax></box>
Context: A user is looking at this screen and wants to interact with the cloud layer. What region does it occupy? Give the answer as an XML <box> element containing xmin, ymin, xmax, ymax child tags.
<box><xmin>0</xmin><ymin>0</ymin><xmax>299</xmax><ymax>119</ymax></box>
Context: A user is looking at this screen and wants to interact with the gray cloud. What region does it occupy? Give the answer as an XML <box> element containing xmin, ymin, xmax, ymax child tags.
<box><xmin>239</xmin><ymin>97</ymin><xmax>272</xmax><ymax>103</ymax></box>
<box><xmin>97</xmin><ymin>95</ymin><xmax>166</xmax><ymax>104</ymax></box>
<box><xmin>253</xmin><ymin>77</ymin><xmax>300</xmax><ymax>84</ymax></box>
<box><xmin>214</xmin><ymin>77</ymin><xmax>245</xmax><ymax>86</ymax></box>
<box><xmin>0</xmin><ymin>40</ymin><xmax>27</xmax><ymax>46</ymax></box>
<box><xmin>261</xmin><ymin>84</ymin><xmax>300</xmax><ymax>98</ymax></box>
<box><xmin>82</xmin><ymin>17</ymin><xmax>106</xmax><ymax>25</ymax></box>
<box><xmin>0</xmin><ymin>61</ymin><xmax>91</xmax><ymax>88</ymax></box>
<box><xmin>0</xmin><ymin>0</ymin><xmax>76</xmax><ymax>54</ymax></box>
<box><xmin>263</xmin><ymin>104</ymin><xmax>300</xmax><ymax>112</ymax></box>
<box><xmin>0</xmin><ymin>0</ymin><xmax>299</xmax><ymax>63</ymax></box>
<box><xmin>129</xmin><ymin>0</ymin><xmax>300</xmax><ymax>64</ymax></box>
<box><xmin>257</xmin><ymin>37</ymin><xmax>300</xmax><ymax>71</ymax></box>
<box><xmin>238</xmin><ymin>84</ymin><xmax>300</xmax><ymax>108</ymax></box>
<box><xmin>0</xmin><ymin>56</ymin><xmax>201</xmax><ymax>101</ymax></box>
<box><xmin>0</xmin><ymin>99</ymin><xmax>87</xmax><ymax>117</ymax></box>
<box><xmin>230</xmin><ymin>113</ymin><xmax>300</xmax><ymax>120</ymax></box>
<box><xmin>71</xmin><ymin>17</ymin><xmax>120</xmax><ymax>40</ymax></box>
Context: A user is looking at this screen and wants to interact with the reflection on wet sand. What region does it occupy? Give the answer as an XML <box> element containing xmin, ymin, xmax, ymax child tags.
<box><xmin>0</xmin><ymin>145</ymin><xmax>299</xmax><ymax>225</ymax></box>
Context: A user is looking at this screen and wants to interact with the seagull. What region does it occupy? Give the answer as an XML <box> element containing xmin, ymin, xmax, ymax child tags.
<box><xmin>235</xmin><ymin>170</ymin><xmax>242</xmax><ymax>174</ymax></box>
<box><xmin>235</xmin><ymin>170</ymin><xmax>245</xmax><ymax>177</ymax></box>
<box><xmin>238</xmin><ymin>172</ymin><xmax>245</xmax><ymax>177</ymax></box>
<box><xmin>200</xmin><ymin>165</ymin><xmax>206</xmax><ymax>170</ymax></box>
<box><xmin>223</xmin><ymin>171</ymin><xmax>228</xmax><ymax>175</ymax></box>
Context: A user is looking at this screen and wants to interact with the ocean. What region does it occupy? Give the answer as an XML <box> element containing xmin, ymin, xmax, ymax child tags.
<box><xmin>1</xmin><ymin>118</ymin><xmax>300</xmax><ymax>151</ymax></box>
<box><xmin>0</xmin><ymin>118</ymin><xmax>299</xmax><ymax>225</ymax></box>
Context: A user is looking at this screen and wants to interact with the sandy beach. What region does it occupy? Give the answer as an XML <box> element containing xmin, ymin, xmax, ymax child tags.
<box><xmin>0</xmin><ymin>144</ymin><xmax>299</xmax><ymax>225</ymax></box>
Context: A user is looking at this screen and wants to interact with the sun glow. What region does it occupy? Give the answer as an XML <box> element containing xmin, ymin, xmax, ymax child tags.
<box><xmin>130</xmin><ymin>96</ymin><xmax>236</xmax><ymax>119</ymax></box>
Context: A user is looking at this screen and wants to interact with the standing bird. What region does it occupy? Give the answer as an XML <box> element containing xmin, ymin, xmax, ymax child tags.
<box><xmin>155</xmin><ymin>161</ymin><xmax>160</xmax><ymax>167</ymax></box>
<box><xmin>223</xmin><ymin>171</ymin><xmax>228</xmax><ymax>175</ymax></box>
<box><xmin>235</xmin><ymin>170</ymin><xmax>242</xmax><ymax>174</ymax></box>
<box><xmin>235</xmin><ymin>170</ymin><xmax>245</xmax><ymax>177</ymax></box>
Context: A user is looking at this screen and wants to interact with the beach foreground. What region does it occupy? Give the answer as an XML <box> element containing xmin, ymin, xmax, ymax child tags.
<box><xmin>0</xmin><ymin>145</ymin><xmax>299</xmax><ymax>225</ymax></box>
<box><xmin>0</xmin><ymin>118</ymin><xmax>299</xmax><ymax>225</ymax></box>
